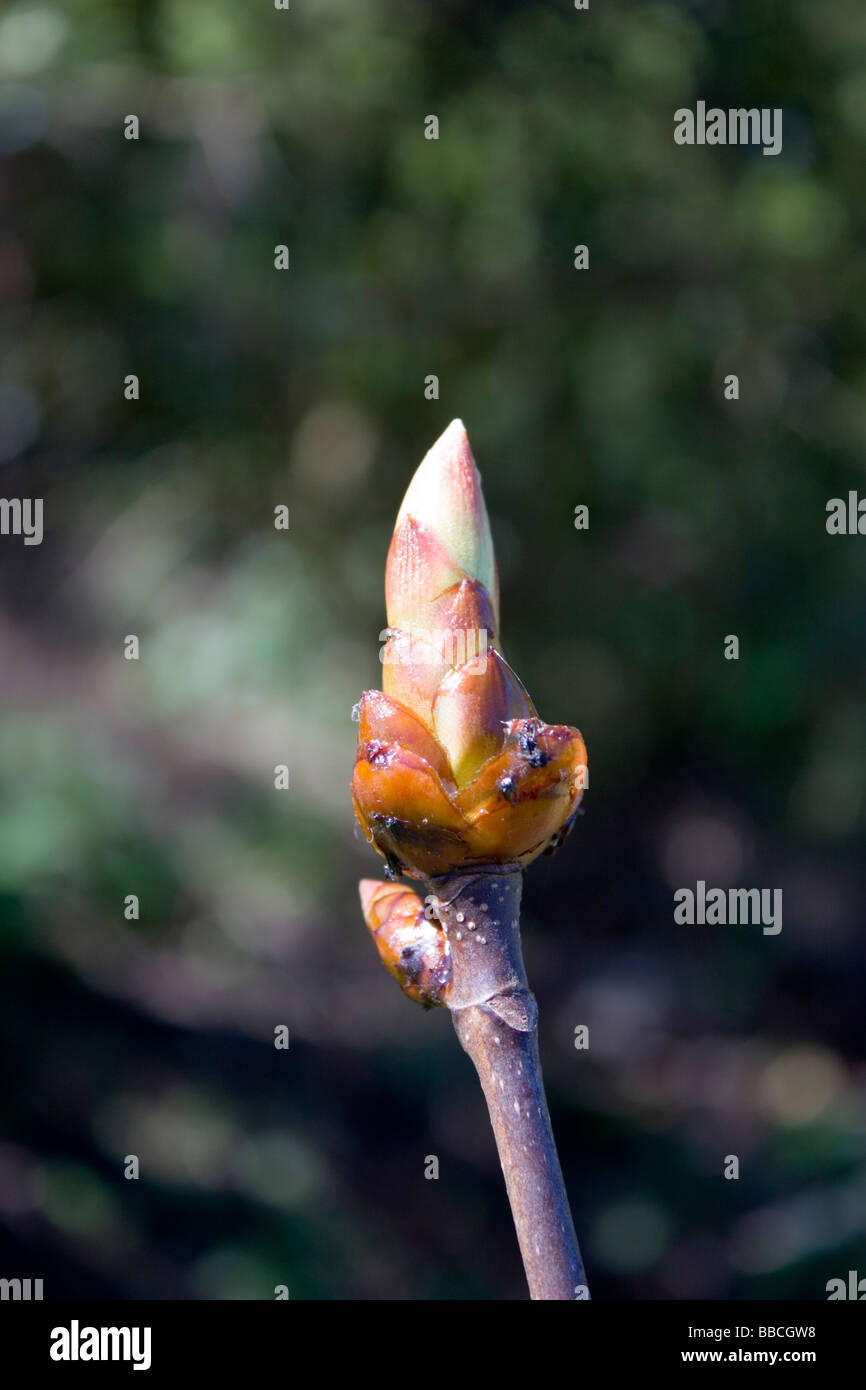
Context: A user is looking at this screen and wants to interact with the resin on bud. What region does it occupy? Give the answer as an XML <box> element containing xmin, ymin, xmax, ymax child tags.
<box><xmin>352</xmin><ymin>420</ymin><xmax>587</xmax><ymax>888</ymax></box>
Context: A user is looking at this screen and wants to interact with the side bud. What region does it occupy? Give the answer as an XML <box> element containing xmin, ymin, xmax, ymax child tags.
<box><xmin>359</xmin><ymin>879</ymin><xmax>451</xmax><ymax>1008</ymax></box>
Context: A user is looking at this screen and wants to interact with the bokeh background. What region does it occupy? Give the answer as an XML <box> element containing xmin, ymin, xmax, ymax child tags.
<box><xmin>1</xmin><ymin>0</ymin><xmax>864</xmax><ymax>1300</ymax></box>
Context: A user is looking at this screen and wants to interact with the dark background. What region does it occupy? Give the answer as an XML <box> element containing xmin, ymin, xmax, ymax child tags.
<box><xmin>0</xmin><ymin>0</ymin><xmax>864</xmax><ymax>1299</ymax></box>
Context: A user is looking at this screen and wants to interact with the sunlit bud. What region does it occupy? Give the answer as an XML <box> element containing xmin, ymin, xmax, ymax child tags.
<box><xmin>359</xmin><ymin>879</ymin><xmax>450</xmax><ymax>1008</ymax></box>
<box><xmin>352</xmin><ymin>422</ymin><xmax>587</xmax><ymax>881</ymax></box>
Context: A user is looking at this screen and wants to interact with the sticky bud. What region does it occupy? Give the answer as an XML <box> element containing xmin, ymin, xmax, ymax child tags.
<box><xmin>352</xmin><ymin>421</ymin><xmax>587</xmax><ymax>881</ymax></box>
<box><xmin>359</xmin><ymin>879</ymin><xmax>450</xmax><ymax>1008</ymax></box>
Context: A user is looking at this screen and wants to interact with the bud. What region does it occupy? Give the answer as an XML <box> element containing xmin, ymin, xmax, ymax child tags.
<box><xmin>352</xmin><ymin>421</ymin><xmax>587</xmax><ymax>882</ymax></box>
<box><xmin>359</xmin><ymin>879</ymin><xmax>450</xmax><ymax>1008</ymax></box>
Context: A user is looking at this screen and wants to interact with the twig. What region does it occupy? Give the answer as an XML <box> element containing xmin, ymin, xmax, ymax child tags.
<box><xmin>430</xmin><ymin>866</ymin><xmax>589</xmax><ymax>1300</ymax></box>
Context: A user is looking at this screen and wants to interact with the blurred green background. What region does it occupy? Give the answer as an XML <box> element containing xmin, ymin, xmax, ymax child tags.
<box><xmin>0</xmin><ymin>0</ymin><xmax>864</xmax><ymax>1299</ymax></box>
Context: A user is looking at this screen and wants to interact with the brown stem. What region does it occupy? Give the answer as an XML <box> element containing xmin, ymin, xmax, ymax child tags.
<box><xmin>429</xmin><ymin>866</ymin><xmax>589</xmax><ymax>1301</ymax></box>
